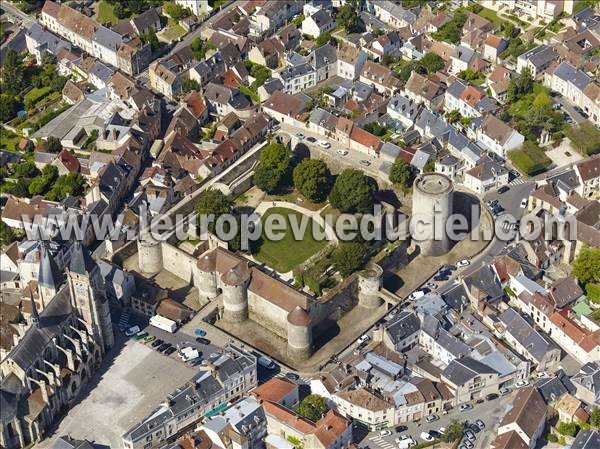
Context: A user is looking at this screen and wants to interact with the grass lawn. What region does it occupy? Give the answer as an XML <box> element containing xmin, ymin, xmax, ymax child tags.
<box><xmin>0</xmin><ymin>129</ymin><xmax>21</xmax><ymax>152</ymax></box>
<box><xmin>477</xmin><ymin>7</ymin><xmax>504</xmax><ymax>26</ymax></box>
<box><xmin>239</xmin><ymin>85</ymin><xmax>260</xmax><ymax>104</ymax></box>
<box><xmin>159</xmin><ymin>19</ymin><xmax>187</xmax><ymax>42</ymax></box>
<box><xmin>564</xmin><ymin>122</ymin><xmax>600</xmax><ymax>156</ymax></box>
<box><xmin>97</xmin><ymin>0</ymin><xmax>119</xmax><ymax>26</ymax></box>
<box><xmin>254</xmin><ymin>207</ymin><xmax>328</xmax><ymax>273</ymax></box>
<box><xmin>508</xmin><ymin>142</ymin><xmax>552</xmax><ymax>176</ymax></box>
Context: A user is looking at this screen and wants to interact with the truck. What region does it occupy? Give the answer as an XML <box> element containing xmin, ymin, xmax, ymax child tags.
<box><xmin>180</xmin><ymin>348</ymin><xmax>200</xmax><ymax>362</ymax></box>
<box><xmin>150</xmin><ymin>315</ymin><xmax>178</xmax><ymax>333</ymax></box>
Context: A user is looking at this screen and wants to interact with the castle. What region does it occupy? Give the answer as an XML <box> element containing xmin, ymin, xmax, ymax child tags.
<box><xmin>136</xmin><ymin>233</ymin><xmax>386</xmax><ymax>360</ymax></box>
<box><xmin>0</xmin><ymin>241</ymin><xmax>114</xmax><ymax>448</ymax></box>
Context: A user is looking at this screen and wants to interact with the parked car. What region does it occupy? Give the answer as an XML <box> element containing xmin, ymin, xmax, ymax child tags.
<box><xmin>307</xmin><ymin>136</ymin><xmax>317</xmax><ymax>143</ymax></box>
<box><xmin>134</xmin><ymin>331</ymin><xmax>148</xmax><ymax>340</ymax></box>
<box><xmin>459</xmin><ymin>404</ymin><xmax>472</xmax><ymax>412</ymax></box>
<box><xmin>337</xmin><ymin>149</ymin><xmax>348</xmax><ymax>156</ymax></box>
<box><xmin>425</xmin><ymin>282</ymin><xmax>437</xmax><ymax>290</ymax></box>
<box><xmin>516</xmin><ymin>380</ymin><xmax>530</xmax><ymax>388</ymax></box>
<box><xmin>441</xmin><ymin>264</ymin><xmax>456</xmax><ymax>272</ymax></box>
<box><xmin>195</xmin><ymin>337</ymin><xmax>210</xmax><ymax>345</ymax></box>
<box><xmin>296</xmin><ymin>133</ymin><xmax>305</xmax><ymax>140</ymax></box>
<box><xmin>165</xmin><ymin>347</ymin><xmax>177</xmax><ymax>356</ymax></box>
<box><xmin>144</xmin><ymin>335</ymin><xmax>156</xmax><ymax>343</ymax></box>
<box><xmin>499</xmin><ymin>387</ymin><xmax>511</xmax><ymax>396</ymax></box>
<box><xmin>359</xmin><ymin>159</ymin><xmax>371</xmax><ymax>166</ymax></box>
<box><xmin>485</xmin><ymin>393</ymin><xmax>498</xmax><ymax>401</ymax></box>
<box><xmin>152</xmin><ymin>338</ymin><xmax>164</xmax><ymax>348</ymax></box>
<box><xmin>125</xmin><ymin>325</ymin><xmax>140</xmax><ymax>336</ymax></box>
<box><xmin>498</xmin><ymin>185</ymin><xmax>510</xmax><ymax>194</ymax></box>
<box><xmin>536</xmin><ymin>371</ymin><xmax>549</xmax><ymax>378</ymax></box>
<box><xmin>461</xmin><ymin>439</ymin><xmax>474</xmax><ymax>449</ymax></box>
<box><xmin>457</xmin><ymin>259</ymin><xmax>470</xmax><ymax>268</ymax></box>
<box><xmin>380</xmin><ymin>430</ymin><xmax>392</xmax><ymax>437</ymax></box>
<box><xmin>433</xmin><ymin>274</ymin><xmax>449</xmax><ymax>282</ymax></box>
<box><xmin>318</xmin><ymin>140</ymin><xmax>331</xmax><ymax>149</ymax></box>
<box><xmin>425</xmin><ymin>414</ymin><xmax>439</xmax><ymax>423</ymax></box>
<box><xmin>285</xmin><ymin>372</ymin><xmax>300</xmax><ymax>381</ymax></box>
<box><xmin>464</xmin><ymin>430</ymin><xmax>476</xmax><ymax>441</ymax></box>
<box><xmin>520</xmin><ymin>198</ymin><xmax>528</xmax><ymax>208</ymax></box>
<box><xmin>158</xmin><ymin>343</ymin><xmax>171</xmax><ymax>352</ymax></box>
<box><xmin>475</xmin><ymin>420</ymin><xmax>485</xmax><ymax>430</ymax></box>
<box><xmin>194</xmin><ymin>328</ymin><xmax>207</xmax><ymax>337</ymax></box>
<box><xmin>420</xmin><ymin>432</ymin><xmax>434</xmax><ymax>442</ymax></box>
<box><xmin>395</xmin><ymin>425</ymin><xmax>408</xmax><ymax>433</ymax></box>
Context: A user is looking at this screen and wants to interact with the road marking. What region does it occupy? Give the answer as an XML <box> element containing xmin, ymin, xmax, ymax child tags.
<box><xmin>509</xmin><ymin>177</ymin><xmax>526</xmax><ymax>186</ymax></box>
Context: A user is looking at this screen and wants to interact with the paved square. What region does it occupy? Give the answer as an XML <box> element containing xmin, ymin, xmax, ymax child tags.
<box><xmin>38</xmin><ymin>337</ymin><xmax>196</xmax><ymax>448</ymax></box>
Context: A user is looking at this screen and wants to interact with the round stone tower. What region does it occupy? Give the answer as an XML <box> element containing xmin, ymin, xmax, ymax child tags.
<box><xmin>411</xmin><ymin>172</ymin><xmax>454</xmax><ymax>256</ymax></box>
<box><xmin>357</xmin><ymin>263</ymin><xmax>384</xmax><ymax>309</ymax></box>
<box><xmin>137</xmin><ymin>232</ymin><xmax>163</xmax><ymax>274</ymax></box>
<box><xmin>195</xmin><ymin>250</ymin><xmax>218</xmax><ymax>300</ymax></box>
<box><xmin>221</xmin><ymin>263</ymin><xmax>251</xmax><ymax>322</ymax></box>
<box><xmin>287</xmin><ymin>306</ymin><xmax>312</xmax><ymax>360</ymax></box>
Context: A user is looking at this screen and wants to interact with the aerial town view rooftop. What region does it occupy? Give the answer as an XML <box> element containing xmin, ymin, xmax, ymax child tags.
<box><xmin>0</xmin><ymin>1</ymin><xmax>599</xmax><ymax>449</ymax></box>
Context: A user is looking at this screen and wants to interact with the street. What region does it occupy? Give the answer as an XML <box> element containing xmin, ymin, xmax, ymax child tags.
<box><xmin>1</xmin><ymin>1</ymin><xmax>37</xmax><ymax>28</ymax></box>
<box><xmin>554</xmin><ymin>94</ymin><xmax>587</xmax><ymax>125</ymax></box>
<box><xmin>362</xmin><ymin>391</ymin><xmax>514</xmax><ymax>448</ymax></box>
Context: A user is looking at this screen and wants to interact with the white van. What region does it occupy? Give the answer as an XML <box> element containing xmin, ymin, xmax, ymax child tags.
<box><xmin>397</xmin><ymin>436</ymin><xmax>416</xmax><ymax>448</ymax></box>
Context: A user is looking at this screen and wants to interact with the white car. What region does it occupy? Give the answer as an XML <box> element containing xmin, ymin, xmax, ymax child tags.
<box><xmin>520</xmin><ymin>198</ymin><xmax>528</xmax><ymax>208</ymax></box>
<box><xmin>499</xmin><ymin>387</ymin><xmax>511</xmax><ymax>396</ymax></box>
<box><xmin>425</xmin><ymin>282</ymin><xmax>438</xmax><ymax>290</ymax></box>
<box><xmin>357</xmin><ymin>334</ymin><xmax>370</xmax><ymax>345</ymax></box>
<box><xmin>459</xmin><ymin>403</ymin><xmax>472</xmax><ymax>412</ymax></box>
<box><xmin>318</xmin><ymin>140</ymin><xmax>331</xmax><ymax>149</ymax></box>
<box><xmin>457</xmin><ymin>259</ymin><xmax>470</xmax><ymax>268</ymax></box>
<box><xmin>296</xmin><ymin>133</ymin><xmax>305</xmax><ymax>140</ymax></box>
<box><xmin>125</xmin><ymin>325</ymin><xmax>140</xmax><ymax>336</ymax></box>
<box><xmin>439</xmin><ymin>427</ymin><xmax>446</xmax><ymax>435</ymax></box>
<box><xmin>408</xmin><ymin>290</ymin><xmax>425</xmax><ymax>301</ymax></box>
<box><xmin>359</xmin><ymin>159</ymin><xmax>371</xmax><ymax>166</ymax></box>
<box><xmin>515</xmin><ymin>380</ymin><xmax>530</xmax><ymax>388</ymax></box>
<box><xmin>536</xmin><ymin>371</ymin><xmax>549</xmax><ymax>378</ymax></box>
<box><xmin>420</xmin><ymin>432</ymin><xmax>434</xmax><ymax>442</ymax></box>
<box><xmin>337</xmin><ymin>149</ymin><xmax>348</xmax><ymax>156</ymax></box>
<box><xmin>380</xmin><ymin>430</ymin><xmax>392</xmax><ymax>437</ymax></box>
<box><xmin>425</xmin><ymin>414</ymin><xmax>439</xmax><ymax>423</ymax></box>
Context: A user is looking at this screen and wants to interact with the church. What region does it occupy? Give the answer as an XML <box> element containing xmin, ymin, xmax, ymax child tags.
<box><xmin>0</xmin><ymin>241</ymin><xmax>114</xmax><ymax>448</ymax></box>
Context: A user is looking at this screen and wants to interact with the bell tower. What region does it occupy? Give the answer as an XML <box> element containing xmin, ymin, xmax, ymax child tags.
<box><xmin>67</xmin><ymin>242</ymin><xmax>114</xmax><ymax>354</ymax></box>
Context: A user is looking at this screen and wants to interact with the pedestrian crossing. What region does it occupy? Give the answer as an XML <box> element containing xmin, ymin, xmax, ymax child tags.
<box><xmin>369</xmin><ymin>436</ymin><xmax>396</xmax><ymax>449</ymax></box>
<box><xmin>509</xmin><ymin>177</ymin><xmax>527</xmax><ymax>186</ymax></box>
<box><xmin>118</xmin><ymin>311</ymin><xmax>130</xmax><ymax>331</ymax></box>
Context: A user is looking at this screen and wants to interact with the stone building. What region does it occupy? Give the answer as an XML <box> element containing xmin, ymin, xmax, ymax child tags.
<box><xmin>0</xmin><ymin>242</ymin><xmax>114</xmax><ymax>448</ymax></box>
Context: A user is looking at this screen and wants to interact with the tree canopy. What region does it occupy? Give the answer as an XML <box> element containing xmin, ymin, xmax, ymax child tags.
<box><xmin>45</xmin><ymin>173</ymin><xmax>86</xmax><ymax>201</ymax></box>
<box><xmin>337</xmin><ymin>0</ymin><xmax>361</xmax><ymax>33</ymax></box>
<box><xmin>431</xmin><ymin>12</ymin><xmax>467</xmax><ymax>44</ymax></box>
<box><xmin>572</xmin><ymin>246</ymin><xmax>600</xmax><ymax>286</ymax></box>
<box><xmin>389</xmin><ymin>159</ymin><xmax>414</xmax><ymax>188</ymax></box>
<box><xmin>333</xmin><ymin>241</ymin><xmax>367</xmax><ymax>277</ymax></box>
<box><xmin>297</xmin><ymin>394</ymin><xmax>329</xmax><ymax>422</ymax></box>
<box><xmin>328</xmin><ymin>169</ymin><xmax>377</xmax><ymax>214</ymax></box>
<box><xmin>441</xmin><ymin>420</ymin><xmax>464</xmax><ymax>442</ymax></box>
<box><xmin>293</xmin><ymin>159</ymin><xmax>331</xmax><ymax>202</ymax></box>
<box><xmin>196</xmin><ymin>189</ymin><xmax>233</xmax><ymax>235</ymax></box>
<box><xmin>253</xmin><ymin>141</ymin><xmax>291</xmax><ymax>194</ymax></box>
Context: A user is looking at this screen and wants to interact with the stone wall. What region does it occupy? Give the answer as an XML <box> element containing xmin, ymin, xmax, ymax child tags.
<box><xmin>248</xmin><ymin>291</ymin><xmax>289</xmax><ymax>338</ymax></box>
<box><xmin>160</xmin><ymin>242</ymin><xmax>196</xmax><ymax>283</ymax></box>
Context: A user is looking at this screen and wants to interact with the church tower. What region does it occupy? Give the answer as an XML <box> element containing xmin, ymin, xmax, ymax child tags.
<box><xmin>67</xmin><ymin>241</ymin><xmax>114</xmax><ymax>354</ymax></box>
<box><xmin>38</xmin><ymin>243</ymin><xmax>64</xmax><ymax>307</ymax></box>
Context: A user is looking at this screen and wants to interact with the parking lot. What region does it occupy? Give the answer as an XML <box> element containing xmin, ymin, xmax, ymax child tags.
<box><xmin>362</xmin><ymin>392</ymin><xmax>514</xmax><ymax>449</ymax></box>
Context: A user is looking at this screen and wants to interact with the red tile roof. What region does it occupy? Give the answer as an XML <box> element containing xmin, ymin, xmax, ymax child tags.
<box><xmin>350</xmin><ymin>127</ymin><xmax>381</xmax><ymax>152</ymax></box>
<box><xmin>251</xmin><ymin>377</ymin><xmax>298</xmax><ymax>403</ymax></box>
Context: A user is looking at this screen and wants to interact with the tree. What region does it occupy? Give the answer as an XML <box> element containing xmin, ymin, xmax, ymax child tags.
<box><xmin>590</xmin><ymin>407</ymin><xmax>600</xmax><ymax>429</ymax></box>
<box><xmin>431</xmin><ymin>12</ymin><xmax>467</xmax><ymax>44</ymax></box>
<box><xmin>196</xmin><ymin>189</ymin><xmax>233</xmax><ymax>235</ymax></box>
<box><xmin>28</xmin><ymin>165</ymin><xmax>58</xmax><ymax>196</ymax></box>
<box><xmin>572</xmin><ymin>247</ymin><xmax>600</xmax><ymax>286</ymax></box>
<box><xmin>423</xmin><ymin>159</ymin><xmax>435</xmax><ymax>173</ymax></box>
<box><xmin>45</xmin><ymin>136</ymin><xmax>62</xmax><ymax>153</ymax></box>
<box><xmin>12</xmin><ymin>161</ymin><xmax>39</xmax><ymax>179</ymax></box>
<box><xmin>2</xmin><ymin>49</ymin><xmax>24</xmax><ymax>95</ymax></box>
<box><xmin>0</xmin><ymin>94</ymin><xmax>17</xmax><ymax>122</ymax></box>
<box><xmin>297</xmin><ymin>394</ymin><xmax>329</xmax><ymax>422</ymax></box>
<box><xmin>316</xmin><ymin>32</ymin><xmax>333</xmax><ymax>47</ymax></box>
<box><xmin>507</xmin><ymin>68</ymin><xmax>534</xmax><ymax>102</ymax></box>
<box><xmin>333</xmin><ymin>241</ymin><xmax>367</xmax><ymax>277</ymax></box>
<box><xmin>329</xmin><ymin>169</ymin><xmax>377</xmax><ymax>214</ymax></box>
<box><xmin>253</xmin><ymin>141</ymin><xmax>291</xmax><ymax>194</ymax></box>
<box><xmin>293</xmin><ymin>159</ymin><xmax>331</xmax><ymax>202</ymax></box>
<box><xmin>557</xmin><ymin>422</ymin><xmax>578</xmax><ymax>437</ymax></box>
<box><xmin>389</xmin><ymin>159</ymin><xmax>414</xmax><ymax>187</ymax></box>
<box><xmin>586</xmin><ymin>283</ymin><xmax>600</xmax><ymax>304</ymax></box>
<box><xmin>46</xmin><ymin>173</ymin><xmax>86</xmax><ymax>201</ymax></box>
<box><xmin>442</xmin><ymin>420</ymin><xmax>464</xmax><ymax>442</ymax></box>
<box><xmin>181</xmin><ymin>78</ymin><xmax>201</xmax><ymax>94</ymax></box>
<box><xmin>0</xmin><ymin>220</ymin><xmax>16</xmax><ymax>246</ymax></box>
<box><xmin>420</xmin><ymin>52</ymin><xmax>445</xmax><ymax>73</ymax></box>
<box><xmin>337</xmin><ymin>0</ymin><xmax>361</xmax><ymax>33</ymax></box>
<box><xmin>163</xmin><ymin>2</ymin><xmax>191</xmax><ymax>20</ymax></box>
<box><xmin>445</xmin><ymin>109</ymin><xmax>461</xmax><ymax>124</ymax></box>
<box><xmin>141</xmin><ymin>27</ymin><xmax>160</xmax><ymax>52</ymax></box>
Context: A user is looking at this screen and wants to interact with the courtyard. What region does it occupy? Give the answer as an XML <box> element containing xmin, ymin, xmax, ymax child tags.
<box><xmin>253</xmin><ymin>205</ymin><xmax>330</xmax><ymax>273</ymax></box>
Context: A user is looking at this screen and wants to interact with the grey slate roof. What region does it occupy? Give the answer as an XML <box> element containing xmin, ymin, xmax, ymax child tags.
<box><xmin>384</xmin><ymin>311</ymin><xmax>420</xmax><ymax>346</ymax></box>
<box><xmin>89</xmin><ymin>61</ymin><xmax>115</xmax><ymax>83</ymax></box>
<box><xmin>553</xmin><ymin>62</ymin><xmax>591</xmax><ymax>91</ymax></box>
<box><xmin>462</xmin><ymin>265</ymin><xmax>504</xmax><ymax>302</ymax></box>
<box><xmin>38</xmin><ymin>243</ymin><xmax>64</xmax><ymax>290</ymax></box>
<box><xmin>70</xmin><ymin>241</ymin><xmax>96</xmax><ymax>276</ymax></box>
<box><xmin>52</xmin><ymin>436</ymin><xmax>95</xmax><ymax>449</ymax></box>
<box><xmin>521</xmin><ymin>44</ymin><xmax>558</xmax><ymax>69</ymax></box>
<box><xmin>442</xmin><ymin>356</ymin><xmax>497</xmax><ymax>385</ymax></box>
<box><xmin>310</xmin><ymin>43</ymin><xmax>337</xmax><ymax>69</ymax></box>
<box><xmin>500</xmin><ymin>308</ymin><xmax>558</xmax><ymax>363</ymax></box>
<box><xmin>571</xmin><ymin>361</ymin><xmax>600</xmax><ymax>404</ymax></box>
<box><xmin>571</xmin><ymin>430</ymin><xmax>600</xmax><ymax>449</ymax></box>
<box><xmin>535</xmin><ymin>376</ymin><xmax>569</xmax><ymax>403</ymax></box>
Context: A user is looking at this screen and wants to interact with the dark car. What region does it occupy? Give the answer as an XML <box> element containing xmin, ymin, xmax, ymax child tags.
<box><xmin>441</xmin><ymin>264</ymin><xmax>456</xmax><ymax>272</ymax></box>
<box><xmin>395</xmin><ymin>425</ymin><xmax>408</xmax><ymax>433</ymax></box>
<box><xmin>196</xmin><ymin>337</ymin><xmax>210</xmax><ymax>345</ymax></box>
<box><xmin>152</xmin><ymin>338</ymin><xmax>164</xmax><ymax>348</ymax></box>
<box><xmin>164</xmin><ymin>347</ymin><xmax>177</xmax><ymax>356</ymax></box>
<box><xmin>498</xmin><ymin>186</ymin><xmax>510</xmax><ymax>194</ymax></box>
<box><xmin>158</xmin><ymin>343</ymin><xmax>171</xmax><ymax>352</ymax></box>
<box><xmin>285</xmin><ymin>372</ymin><xmax>300</xmax><ymax>381</ymax></box>
<box><xmin>307</xmin><ymin>136</ymin><xmax>317</xmax><ymax>143</ymax></box>
<box><xmin>485</xmin><ymin>393</ymin><xmax>498</xmax><ymax>401</ymax></box>
<box><xmin>429</xmin><ymin>430</ymin><xmax>442</xmax><ymax>439</ymax></box>
<box><xmin>433</xmin><ymin>274</ymin><xmax>449</xmax><ymax>282</ymax></box>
